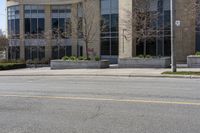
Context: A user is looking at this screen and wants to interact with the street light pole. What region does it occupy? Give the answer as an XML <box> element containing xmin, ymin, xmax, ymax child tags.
<box><xmin>170</xmin><ymin>0</ymin><xmax>177</xmax><ymax>72</ymax></box>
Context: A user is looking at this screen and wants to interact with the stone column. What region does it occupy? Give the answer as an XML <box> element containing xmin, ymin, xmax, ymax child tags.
<box><xmin>19</xmin><ymin>0</ymin><xmax>25</xmax><ymax>60</ymax></box>
<box><xmin>175</xmin><ymin>0</ymin><xmax>196</xmax><ymax>63</ymax></box>
<box><xmin>84</xmin><ymin>0</ymin><xmax>101</xmax><ymax>58</ymax></box>
<box><xmin>71</xmin><ymin>3</ymin><xmax>78</xmax><ymax>56</ymax></box>
<box><xmin>45</xmin><ymin>5</ymin><xmax>52</xmax><ymax>60</ymax></box>
<box><xmin>119</xmin><ymin>0</ymin><xmax>136</xmax><ymax>59</ymax></box>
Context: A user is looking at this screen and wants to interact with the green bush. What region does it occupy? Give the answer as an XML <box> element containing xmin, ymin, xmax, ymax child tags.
<box><xmin>95</xmin><ymin>56</ymin><xmax>100</xmax><ymax>61</ymax></box>
<box><xmin>0</xmin><ymin>59</ymin><xmax>25</xmax><ymax>64</ymax></box>
<box><xmin>0</xmin><ymin>63</ymin><xmax>26</xmax><ymax>70</ymax></box>
<box><xmin>62</xmin><ymin>56</ymin><xmax>70</xmax><ymax>61</ymax></box>
<box><xmin>195</xmin><ymin>51</ymin><xmax>200</xmax><ymax>56</ymax></box>
<box><xmin>70</xmin><ymin>56</ymin><xmax>78</xmax><ymax>60</ymax></box>
<box><xmin>146</xmin><ymin>55</ymin><xmax>152</xmax><ymax>58</ymax></box>
<box><xmin>138</xmin><ymin>55</ymin><xmax>144</xmax><ymax>58</ymax></box>
<box><xmin>78</xmin><ymin>56</ymin><xmax>87</xmax><ymax>60</ymax></box>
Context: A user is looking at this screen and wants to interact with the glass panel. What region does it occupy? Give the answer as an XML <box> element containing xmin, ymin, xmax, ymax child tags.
<box><xmin>136</xmin><ymin>39</ymin><xmax>144</xmax><ymax>55</ymax></box>
<box><xmin>101</xmin><ymin>38</ymin><xmax>110</xmax><ymax>55</ymax></box>
<box><xmin>111</xmin><ymin>14</ymin><xmax>118</xmax><ymax>32</ymax></box>
<box><xmin>25</xmin><ymin>18</ymin><xmax>31</xmax><ymax>34</ymax></box>
<box><xmin>39</xmin><ymin>46</ymin><xmax>45</xmax><ymax>60</ymax></box>
<box><xmin>59</xmin><ymin>18</ymin><xmax>65</xmax><ymax>38</ymax></box>
<box><xmin>101</xmin><ymin>15</ymin><xmax>110</xmax><ymax>33</ymax></box>
<box><xmin>15</xmin><ymin>19</ymin><xmax>19</xmax><ymax>35</ymax></box>
<box><xmin>59</xmin><ymin>46</ymin><xmax>65</xmax><ymax>58</ymax></box>
<box><xmin>146</xmin><ymin>38</ymin><xmax>156</xmax><ymax>56</ymax></box>
<box><xmin>66</xmin><ymin>46</ymin><xmax>72</xmax><ymax>56</ymax></box>
<box><xmin>164</xmin><ymin>37</ymin><xmax>171</xmax><ymax>56</ymax></box>
<box><xmin>31</xmin><ymin>18</ymin><xmax>37</xmax><ymax>34</ymax></box>
<box><xmin>111</xmin><ymin>38</ymin><xmax>118</xmax><ymax>55</ymax></box>
<box><xmin>52</xmin><ymin>46</ymin><xmax>59</xmax><ymax>59</ymax></box>
<box><xmin>38</xmin><ymin>18</ymin><xmax>45</xmax><ymax>34</ymax></box>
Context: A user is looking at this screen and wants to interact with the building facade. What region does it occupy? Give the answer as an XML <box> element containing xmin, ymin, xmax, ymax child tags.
<box><xmin>6</xmin><ymin>0</ymin><xmax>200</xmax><ymax>63</ymax></box>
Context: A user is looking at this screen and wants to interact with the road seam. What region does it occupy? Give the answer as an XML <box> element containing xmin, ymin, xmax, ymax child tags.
<box><xmin>0</xmin><ymin>94</ymin><xmax>200</xmax><ymax>106</ymax></box>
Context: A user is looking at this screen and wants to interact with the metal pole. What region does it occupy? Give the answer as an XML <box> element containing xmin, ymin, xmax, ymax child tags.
<box><xmin>170</xmin><ymin>0</ymin><xmax>177</xmax><ymax>72</ymax></box>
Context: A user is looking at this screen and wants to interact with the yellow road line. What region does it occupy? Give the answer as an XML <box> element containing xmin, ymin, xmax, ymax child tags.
<box><xmin>0</xmin><ymin>94</ymin><xmax>200</xmax><ymax>106</ymax></box>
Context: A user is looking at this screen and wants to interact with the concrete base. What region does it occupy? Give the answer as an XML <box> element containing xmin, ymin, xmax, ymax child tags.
<box><xmin>187</xmin><ymin>55</ymin><xmax>200</xmax><ymax>68</ymax></box>
<box><xmin>118</xmin><ymin>57</ymin><xmax>171</xmax><ymax>68</ymax></box>
<box><xmin>51</xmin><ymin>60</ymin><xmax>110</xmax><ymax>69</ymax></box>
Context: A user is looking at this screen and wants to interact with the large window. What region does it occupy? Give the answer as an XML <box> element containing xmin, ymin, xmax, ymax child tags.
<box><xmin>136</xmin><ymin>0</ymin><xmax>171</xmax><ymax>57</ymax></box>
<box><xmin>52</xmin><ymin>46</ymin><xmax>72</xmax><ymax>59</ymax></box>
<box><xmin>100</xmin><ymin>0</ymin><xmax>119</xmax><ymax>56</ymax></box>
<box><xmin>51</xmin><ymin>5</ymin><xmax>72</xmax><ymax>59</ymax></box>
<box><xmin>24</xmin><ymin>5</ymin><xmax>45</xmax><ymax>38</ymax></box>
<box><xmin>7</xmin><ymin>6</ymin><xmax>20</xmax><ymax>39</ymax></box>
<box><xmin>51</xmin><ymin>5</ymin><xmax>72</xmax><ymax>39</ymax></box>
<box><xmin>196</xmin><ymin>1</ymin><xmax>200</xmax><ymax>52</ymax></box>
<box><xmin>8</xmin><ymin>46</ymin><xmax>20</xmax><ymax>60</ymax></box>
<box><xmin>25</xmin><ymin>46</ymin><xmax>45</xmax><ymax>61</ymax></box>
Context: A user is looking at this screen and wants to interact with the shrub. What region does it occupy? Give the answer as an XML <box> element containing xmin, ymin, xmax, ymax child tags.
<box><xmin>138</xmin><ymin>55</ymin><xmax>144</xmax><ymax>58</ymax></box>
<box><xmin>0</xmin><ymin>63</ymin><xmax>26</xmax><ymax>70</ymax></box>
<box><xmin>0</xmin><ymin>59</ymin><xmax>25</xmax><ymax>64</ymax></box>
<box><xmin>146</xmin><ymin>55</ymin><xmax>152</xmax><ymax>58</ymax></box>
<box><xmin>70</xmin><ymin>56</ymin><xmax>77</xmax><ymax>61</ymax></box>
<box><xmin>195</xmin><ymin>51</ymin><xmax>200</xmax><ymax>56</ymax></box>
<box><xmin>62</xmin><ymin>56</ymin><xmax>70</xmax><ymax>61</ymax></box>
<box><xmin>78</xmin><ymin>56</ymin><xmax>87</xmax><ymax>60</ymax></box>
<box><xmin>95</xmin><ymin>56</ymin><xmax>100</xmax><ymax>61</ymax></box>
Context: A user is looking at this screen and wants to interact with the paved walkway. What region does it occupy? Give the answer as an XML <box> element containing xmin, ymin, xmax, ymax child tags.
<box><xmin>1</xmin><ymin>67</ymin><xmax>200</xmax><ymax>78</ymax></box>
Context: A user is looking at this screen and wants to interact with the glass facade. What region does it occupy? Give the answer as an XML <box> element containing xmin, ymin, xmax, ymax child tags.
<box><xmin>8</xmin><ymin>46</ymin><xmax>20</xmax><ymax>60</ymax></box>
<box><xmin>196</xmin><ymin>0</ymin><xmax>200</xmax><ymax>52</ymax></box>
<box><xmin>6</xmin><ymin>1</ymin><xmax>173</xmax><ymax>62</ymax></box>
<box><xmin>24</xmin><ymin>5</ymin><xmax>45</xmax><ymax>38</ymax></box>
<box><xmin>136</xmin><ymin>0</ymin><xmax>171</xmax><ymax>57</ymax></box>
<box><xmin>7</xmin><ymin>6</ymin><xmax>20</xmax><ymax>60</ymax></box>
<box><xmin>100</xmin><ymin>0</ymin><xmax>119</xmax><ymax>56</ymax></box>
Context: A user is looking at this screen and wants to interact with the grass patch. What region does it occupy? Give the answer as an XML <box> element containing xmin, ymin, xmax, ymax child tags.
<box><xmin>162</xmin><ymin>71</ymin><xmax>200</xmax><ymax>76</ymax></box>
<box><xmin>0</xmin><ymin>63</ymin><xmax>26</xmax><ymax>70</ymax></box>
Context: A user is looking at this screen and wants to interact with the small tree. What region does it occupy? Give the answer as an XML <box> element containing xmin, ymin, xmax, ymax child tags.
<box><xmin>122</xmin><ymin>0</ymin><xmax>160</xmax><ymax>56</ymax></box>
<box><xmin>51</xmin><ymin>21</ymin><xmax>72</xmax><ymax>59</ymax></box>
<box><xmin>0</xmin><ymin>35</ymin><xmax>8</xmax><ymax>59</ymax></box>
<box><xmin>0</xmin><ymin>35</ymin><xmax>8</xmax><ymax>50</ymax></box>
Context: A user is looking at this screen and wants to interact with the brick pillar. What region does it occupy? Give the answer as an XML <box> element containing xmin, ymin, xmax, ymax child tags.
<box><xmin>45</xmin><ymin>5</ymin><xmax>52</xmax><ymax>60</ymax></box>
<box><xmin>71</xmin><ymin>3</ymin><xmax>78</xmax><ymax>56</ymax></box>
<box><xmin>19</xmin><ymin>0</ymin><xmax>25</xmax><ymax>60</ymax></box>
<box><xmin>175</xmin><ymin>0</ymin><xmax>196</xmax><ymax>63</ymax></box>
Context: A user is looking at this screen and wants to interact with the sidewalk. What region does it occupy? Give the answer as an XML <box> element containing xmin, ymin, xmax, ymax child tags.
<box><xmin>1</xmin><ymin>67</ymin><xmax>200</xmax><ymax>78</ymax></box>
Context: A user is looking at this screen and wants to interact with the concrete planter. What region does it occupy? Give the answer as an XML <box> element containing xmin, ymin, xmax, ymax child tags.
<box><xmin>51</xmin><ymin>60</ymin><xmax>110</xmax><ymax>69</ymax></box>
<box><xmin>187</xmin><ymin>55</ymin><xmax>200</xmax><ymax>68</ymax></box>
<box><xmin>118</xmin><ymin>57</ymin><xmax>171</xmax><ymax>68</ymax></box>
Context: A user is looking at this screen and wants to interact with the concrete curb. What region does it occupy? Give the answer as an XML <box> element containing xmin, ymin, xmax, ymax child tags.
<box><xmin>0</xmin><ymin>73</ymin><xmax>200</xmax><ymax>79</ymax></box>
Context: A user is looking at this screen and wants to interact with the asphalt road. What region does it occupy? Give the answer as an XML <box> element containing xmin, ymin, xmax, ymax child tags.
<box><xmin>0</xmin><ymin>76</ymin><xmax>200</xmax><ymax>133</ymax></box>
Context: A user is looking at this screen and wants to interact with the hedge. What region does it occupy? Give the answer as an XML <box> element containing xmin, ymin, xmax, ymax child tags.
<box><xmin>0</xmin><ymin>63</ymin><xmax>26</xmax><ymax>70</ymax></box>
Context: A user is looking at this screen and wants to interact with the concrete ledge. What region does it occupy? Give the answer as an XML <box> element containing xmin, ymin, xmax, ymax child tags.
<box><xmin>118</xmin><ymin>57</ymin><xmax>171</xmax><ymax>68</ymax></box>
<box><xmin>187</xmin><ymin>55</ymin><xmax>200</xmax><ymax>68</ymax></box>
<box><xmin>50</xmin><ymin>60</ymin><xmax>110</xmax><ymax>69</ymax></box>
